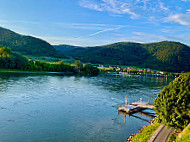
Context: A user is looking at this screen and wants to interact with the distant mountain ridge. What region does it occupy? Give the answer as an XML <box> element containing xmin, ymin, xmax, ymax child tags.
<box><xmin>0</xmin><ymin>27</ymin><xmax>65</xmax><ymax>58</ymax></box>
<box><xmin>54</xmin><ymin>41</ymin><xmax>190</xmax><ymax>72</ymax></box>
<box><xmin>0</xmin><ymin>26</ymin><xmax>189</xmax><ymax>72</ymax></box>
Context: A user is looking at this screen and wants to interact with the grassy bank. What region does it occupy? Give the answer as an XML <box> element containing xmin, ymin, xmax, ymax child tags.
<box><xmin>130</xmin><ymin>122</ymin><xmax>160</xmax><ymax>142</ymax></box>
<box><xmin>24</xmin><ymin>55</ymin><xmax>75</xmax><ymax>63</ymax></box>
<box><xmin>169</xmin><ymin>124</ymin><xmax>190</xmax><ymax>142</ymax></box>
<box><xmin>176</xmin><ymin>124</ymin><xmax>190</xmax><ymax>142</ymax></box>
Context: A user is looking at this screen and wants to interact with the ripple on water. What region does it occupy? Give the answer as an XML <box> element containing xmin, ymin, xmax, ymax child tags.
<box><xmin>0</xmin><ymin>73</ymin><xmax>173</xmax><ymax>142</ymax></box>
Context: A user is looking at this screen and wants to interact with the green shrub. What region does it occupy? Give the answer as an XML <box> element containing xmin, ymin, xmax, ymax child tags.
<box><xmin>131</xmin><ymin>122</ymin><xmax>160</xmax><ymax>142</ymax></box>
<box><xmin>154</xmin><ymin>73</ymin><xmax>190</xmax><ymax>130</ymax></box>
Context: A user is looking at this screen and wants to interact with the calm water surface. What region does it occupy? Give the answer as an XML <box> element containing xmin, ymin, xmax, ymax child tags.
<box><xmin>0</xmin><ymin>73</ymin><xmax>173</xmax><ymax>142</ymax></box>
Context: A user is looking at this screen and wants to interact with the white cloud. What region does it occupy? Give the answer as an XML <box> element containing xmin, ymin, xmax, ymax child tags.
<box><xmin>52</xmin><ymin>22</ymin><xmax>107</xmax><ymax>30</ymax></box>
<box><xmin>159</xmin><ymin>2</ymin><xmax>169</xmax><ymax>11</ymax></box>
<box><xmin>161</xmin><ymin>28</ymin><xmax>183</xmax><ymax>33</ymax></box>
<box><xmin>120</xmin><ymin>32</ymin><xmax>190</xmax><ymax>45</ymax></box>
<box><xmin>38</xmin><ymin>31</ymin><xmax>190</xmax><ymax>46</ymax></box>
<box><xmin>52</xmin><ymin>22</ymin><xmax>126</xmax><ymax>31</ymax></box>
<box><xmin>79</xmin><ymin>0</ymin><xmax>103</xmax><ymax>11</ymax></box>
<box><xmin>165</xmin><ymin>13</ymin><xmax>190</xmax><ymax>25</ymax></box>
<box><xmin>79</xmin><ymin>0</ymin><xmax>139</xmax><ymax>18</ymax></box>
<box><xmin>186</xmin><ymin>9</ymin><xmax>190</xmax><ymax>13</ymax></box>
<box><xmin>121</xmin><ymin>8</ymin><xmax>138</xmax><ymax>18</ymax></box>
<box><xmin>133</xmin><ymin>32</ymin><xmax>168</xmax><ymax>40</ymax></box>
<box><xmin>79</xmin><ymin>0</ymin><xmax>172</xmax><ymax>19</ymax></box>
<box><xmin>88</xmin><ymin>25</ymin><xmax>125</xmax><ymax>37</ymax></box>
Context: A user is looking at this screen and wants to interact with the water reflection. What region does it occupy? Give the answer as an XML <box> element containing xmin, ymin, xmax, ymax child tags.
<box><xmin>0</xmin><ymin>72</ymin><xmax>173</xmax><ymax>142</ymax></box>
<box><xmin>85</xmin><ymin>74</ymin><xmax>172</xmax><ymax>104</ymax></box>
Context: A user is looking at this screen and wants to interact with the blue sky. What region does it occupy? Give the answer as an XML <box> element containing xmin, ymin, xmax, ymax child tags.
<box><xmin>0</xmin><ymin>0</ymin><xmax>190</xmax><ymax>46</ymax></box>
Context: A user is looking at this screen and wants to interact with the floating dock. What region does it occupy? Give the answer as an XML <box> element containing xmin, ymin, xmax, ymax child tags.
<box><xmin>118</xmin><ymin>97</ymin><xmax>155</xmax><ymax>114</ymax></box>
<box><xmin>118</xmin><ymin>104</ymin><xmax>144</xmax><ymax>114</ymax></box>
<box><xmin>131</xmin><ymin>102</ymin><xmax>155</xmax><ymax>109</ymax></box>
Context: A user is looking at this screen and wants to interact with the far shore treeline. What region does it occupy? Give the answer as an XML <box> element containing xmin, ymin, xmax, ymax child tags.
<box><xmin>0</xmin><ymin>46</ymin><xmax>99</xmax><ymax>75</ymax></box>
<box><xmin>54</xmin><ymin>41</ymin><xmax>190</xmax><ymax>72</ymax></box>
<box><xmin>1</xmin><ymin>27</ymin><xmax>190</xmax><ymax>73</ymax></box>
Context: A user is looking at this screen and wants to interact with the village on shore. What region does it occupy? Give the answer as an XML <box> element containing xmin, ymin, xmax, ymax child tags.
<box><xmin>96</xmin><ymin>64</ymin><xmax>179</xmax><ymax>77</ymax></box>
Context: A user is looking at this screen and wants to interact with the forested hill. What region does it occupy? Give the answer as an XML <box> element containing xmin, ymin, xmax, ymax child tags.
<box><xmin>54</xmin><ymin>41</ymin><xmax>190</xmax><ymax>72</ymax></box>
<box><xmin>0</xmin><ymin>27</ymin><xmax>65</xmax><ymax>58</ymax></box>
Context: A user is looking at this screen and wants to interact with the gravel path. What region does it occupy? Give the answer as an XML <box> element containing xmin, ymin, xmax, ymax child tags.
<box><xmin>149</xmin><ymin>124</ymin><xmax>173</xmax><ymax>142</ymax></box>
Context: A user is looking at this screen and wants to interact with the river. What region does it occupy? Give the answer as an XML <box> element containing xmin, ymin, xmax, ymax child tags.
<box><xmin>0</xmin><ymin>73</ymin><xmax>173</xmax><ymax>142</ymax></box>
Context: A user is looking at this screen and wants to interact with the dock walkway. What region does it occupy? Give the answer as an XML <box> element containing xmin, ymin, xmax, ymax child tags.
<box><xmin>118</xmin><ymin>105</ymin><xmax>144</xmax><ymax>114</ymax></box>
<box><xmin>118</xmin><ymin>103</ymin><xmax>155</xmax><ymax>114</ymax></box>
<box><xmin>131</xmin><ymin>102</ymin><xmax>155</xmax><ymax>109</ymax></box>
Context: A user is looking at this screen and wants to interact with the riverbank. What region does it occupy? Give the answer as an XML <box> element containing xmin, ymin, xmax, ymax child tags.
<box><xmin>130</xmin><ymin>121</ymin><xmax>190</xmax><ymax>142</ymax></box>
<box><xmin>168</xmin><ymin>124</ymin><xmax>190</xmax><ymax>142</ymax></box>
<box><xmin>0</xmin><ymin>69</ymin><xmax>103</xmax><ymax>77</ymax></box>
<box><xmin>0</xmin><ymin>69</ymin><xmax>75</xmax><ymax>75</ymax></box>
<box><xmin>127</xmin><ymin>118</ymin><xmax>160</xmax><ymax>142</ymax></box>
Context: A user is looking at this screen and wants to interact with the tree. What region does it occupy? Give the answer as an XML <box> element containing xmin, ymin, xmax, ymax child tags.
<box><xmin>123</xmin><ymin>68</ymin><xmax>127</xmax><ymax>72</ymax></box>
<box><xmin>83</xmin><ymin>63</ymin><xmax>99</xmax><ymax>75</ymax></box>
<box><xmin>75</xmin><ymin>60</ymin><xmax>83</xmax><ymax>72</ymax></box>
<box><xmin>151</xmin><ymin>71</ymin><xmax>155</xmax><ymax>74</ymax></box>
<box><xmin>154</xmin><ymin>73</ymin><xmax>190</xmax><ymax>130</ymax></box>
<box><xmin>0</xmin><ymin>46</ymin><xmax>77</xmax><ymax>73</ymax></box>
<box><xmin>129</xmin><ymin>68</ymin><xmax>138</xmax><ymax>74</ymax></box>
<box><xmin>0</xmin><ymin>47</ymin><xmax>27</xmax><ymax>69</ymax></box>
<box><xmin>11</xmin><ymin>53</ymin><xmax>28</xmax><ymax>69</ymax></box>
<box><xmin>0</xmin><ymin>46</ymin><xmax>12</xmax><ymax>58</ymax></box>
<box><xmin>143</xmin><ymin>69</ymin><xmax>148</xmax><ymax>74</ymax></box>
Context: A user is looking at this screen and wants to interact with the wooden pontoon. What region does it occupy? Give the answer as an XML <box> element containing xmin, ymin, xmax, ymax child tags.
<box><xmin>118</xmin><ymin>96</ymin><xmax>155</xmax><ymax>114</ymax></box>
<box><xmin>131</xmin><ymin>98</ymin><xmax>155</xmax><ymax>109</ymax></box>
<box><xmin>118</xmin><ymin>104</ymin><xmax>146</xmax><ymax>114</ymax></box>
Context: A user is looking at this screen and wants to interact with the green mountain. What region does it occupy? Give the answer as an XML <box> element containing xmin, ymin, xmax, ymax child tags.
<box><xmin>0</xmin><ymin>27</ymin><xmax>65</xmax><ymax>58</ymax></box>
<box><xmin>54</xmin><ymin>41</ymin><xmax>190</xmax><ymax>72</ymax></box>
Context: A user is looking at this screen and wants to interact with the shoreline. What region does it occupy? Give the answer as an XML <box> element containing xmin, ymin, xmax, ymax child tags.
<box><xmin>0</xmin><ymin>70</ymin><xmax>75</xmax><ymax>75</ymax></box>
<box><xmin>126</xmin><ymin>125</ymin><xmax>147</xmax><ymax>142</ymax></box>
<box><xmin>0</xmin><ymin>70</ymin><xmax>98</xmax><ymax>76</ymax></box>
<box><xmin>126</xmin><ymin>118</ymin><xmax>157</xmax><ymax>142</ymax></box>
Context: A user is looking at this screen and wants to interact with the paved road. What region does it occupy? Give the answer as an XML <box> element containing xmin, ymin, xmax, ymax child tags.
<box><xmin>153</xmin><ymin>125</ymin><xmax>173</xmax><ymax>142</ymax></box>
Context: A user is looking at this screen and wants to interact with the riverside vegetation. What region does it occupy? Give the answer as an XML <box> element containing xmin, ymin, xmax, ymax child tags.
<box><xmin>130</xmin><ymin>122</ymin><xmax>160</xmax><ymax>142</ymax></box>
<box><xmin>0</xmin><ymin>46</ymin><xmax>99</xmax><ymax>75</ymax></box>
<box><xmin>0</xmin><ymin>27</ymin><xmax>190</xmax><ymax>73</ymax></box>
<box><xmin>155</xmin><ymin>73</ymin><xmax>190</xmax><ymax>131</ymax></box>
<box><xmin>130</xmin><ymin>73</ymin><xmax>190</xmax><ymax>142</ymax></box>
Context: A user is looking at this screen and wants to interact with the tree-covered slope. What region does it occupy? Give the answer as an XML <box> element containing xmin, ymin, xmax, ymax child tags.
<box><xmin>143</xmin><ymin>41</ymin><xmax>190</xmax><ymax>72</ymax></box>
<box><xmin>55</xmin><ymin>41</ymin><xmax>190</xmax><ymax>72</ymax></box>
<box><xmin>0</xmin><ymin>27</ymin><xmax>65</xmax><ymax>58</ymax></box>
<box><xmin>55</xmin><ymin>42</ymin><xmax>149</xmax><ymax>65</ymax></box>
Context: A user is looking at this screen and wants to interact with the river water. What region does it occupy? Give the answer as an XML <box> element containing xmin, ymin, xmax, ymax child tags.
<box><xmin>0</xmin><ymin>73</ymin><xmax>173</xmax><ymax>142</ymax></box>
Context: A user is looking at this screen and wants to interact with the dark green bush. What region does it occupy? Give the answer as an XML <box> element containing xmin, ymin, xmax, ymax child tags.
<box><xmin>154</xmin><ymin>73</ymin><xmax>190</xmax><ymax>130</ymax></box>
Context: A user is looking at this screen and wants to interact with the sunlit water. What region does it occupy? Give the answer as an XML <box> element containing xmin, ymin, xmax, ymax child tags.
<box><xmin>0</xmin><ymin>73</ymin><xmax>173</xmax><ymax>142</ymax></box>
